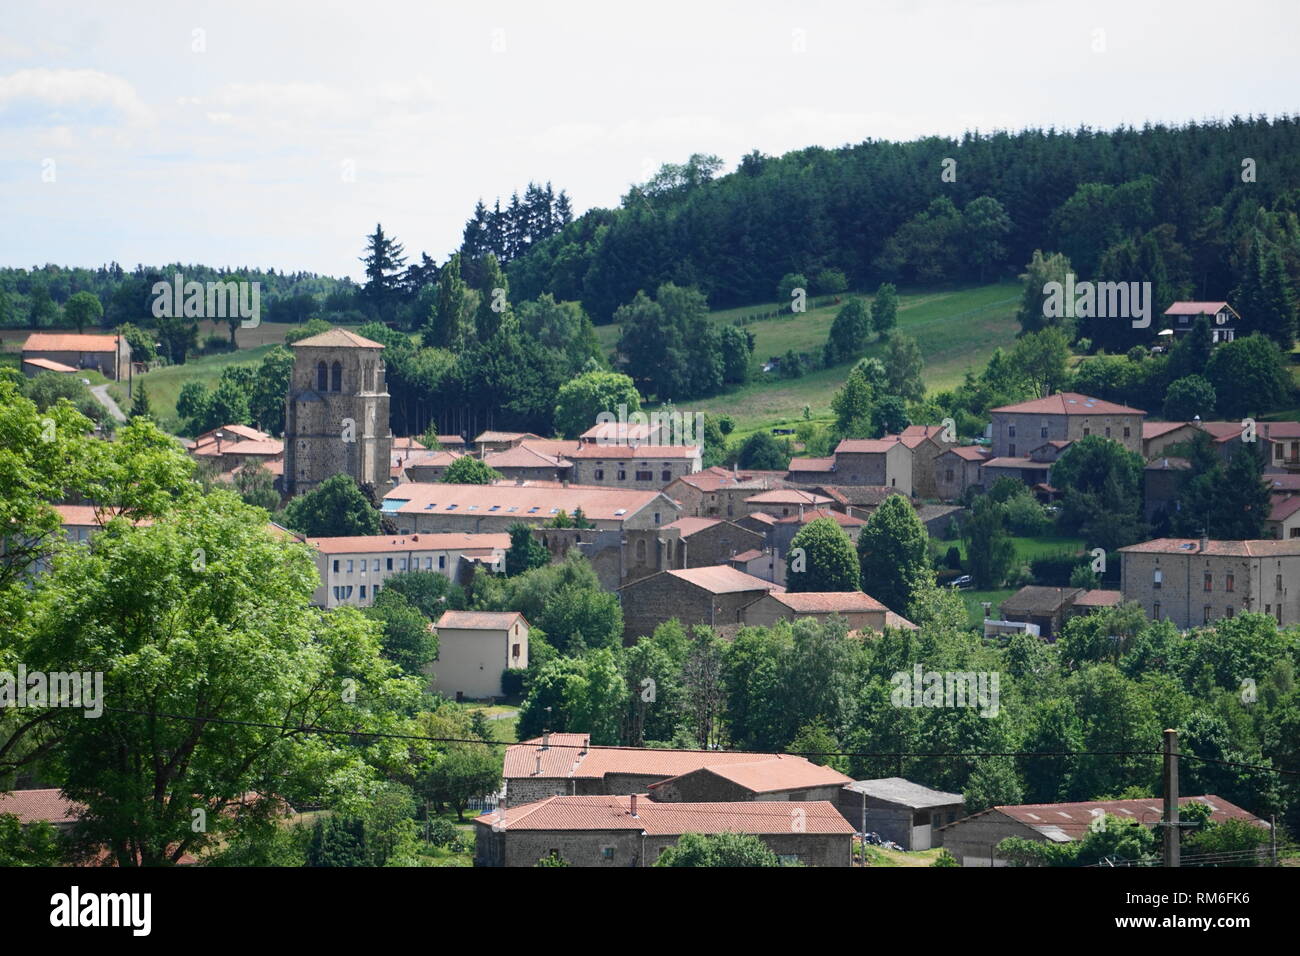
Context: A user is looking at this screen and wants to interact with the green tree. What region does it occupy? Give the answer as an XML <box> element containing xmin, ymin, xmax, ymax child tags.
<box><xmin>786</xmin><ymin>517</ymin><xmax>860</xmax><ymax>592</ymax></box>
<box><xmin>282</xmin><ymin>473</ymin><xmax>382</xmax><ymax>537</ymax></box>
<box><xmin>128</xmin><ymin>382</ymin><xmax>152</xmax><ymax>420</ymax></box>
<box><xmin>360</xmin><ymin>223</ymin><xmax>408</xmax><ymax>323</ymax></box>
<box><xmin>962</xmin><ymin>496</ymin><xmax>1016</xmax><ymax>589</ymax></box>
<box><xmin>22</xmin><ymin>491</ymin><xmax>416</xmax><ymax>865</ymax></box>
<box><xmin>1009</xmin><ymin>326</ymin><xmax>1072</xmax><ymax>397</ymax></box>
<box><xmin>1050</xmin><ymin>435</ymin><xmax>1146</xmax><ymax>550</ymax></box>
<box><xmin>871</xmin><ymin>282</ymin><xmax>898</xmax><ymax>335</ymax></box>
<box><xmin>232</xmin><ymin>462</ymin><xmax>280</xmax><ymax>511</ymax></box>
<box><xmin>857</xmin><ymin>495</ymin><xmax>934</xmax><ymax>615</ymax></box>
<box><xmin>441</xmin><ymin>456</ymin><xmax>502</xmax><ymax>484</ymax></box>
<box><xmin>737</xmin><ymin>431</ymin><xmax>790</xmax><ymax>470</ymax></box>
<box><xmin>63</xmin><ymin>291</ymin><xmax>103</xmax><ymax>334</ymax></box>
<box><xmin>1016</xmin><ymin>250</ymin><xmax>1075</xmax><ymax>335</ymax></box>
<box><xmin>538</xmin><ymin>583</ymin><xmax>623</xmax><ymax>653</ymax></box>
<box><xmin>824</xmin><ymin>298</ymin><xmax>871</xmax><ymax>365</ymax></box>
<box><xmin>1204</xmin><ymin>334</ymin><xmax>1292</xmax><ymax>418</ymax></box>
<box><xmin>553</xmin><ymin>371</ymin><xmax>641</xmax><ymax>439</ymax></box>
<box><xmin>366</xmin><ymin>589</ymin><xmax>438</xmax><ymax>674</ymax></box>
<box><xmin>424</xmin><ymin>253</ymin><xmax>477</xmax><ymax>351</ymax></box>
<box><xmin>381</xmin><ymin>570</ymin><xmax>465</xmax><ymax>618</ymax></box>
<box><xmin>505</xmin><ymin>522</ymin><xmax>549</xmax><ymax>577</ymax></box>
<box><xmin>655</xmin><ymin>831</ymin><xmax>786</xmax><ymax>867</ymax></box>
<box><xmin>883</xmin><ymin>333</ymin><xmax>925</xmax><ymax>403</ymax></box>
<box><xmin>1162</xmin><ymin>374</ymin><xmax>1216</xmax><ymax>420</ymax></box>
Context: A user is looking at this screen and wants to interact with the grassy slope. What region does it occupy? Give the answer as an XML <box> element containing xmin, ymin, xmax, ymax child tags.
<box><xmin>107</xmin><ymin>344</ymin><xmax>277</xmax><ymax>434</ymax></box>
<box><xmin>597</xmin><ymin>281</ymin><xmax>1021</xmax><ymax>434</ymax></box>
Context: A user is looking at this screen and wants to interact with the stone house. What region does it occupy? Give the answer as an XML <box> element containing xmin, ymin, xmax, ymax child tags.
<box><xmin>740</xmin><ymin>590</ymin><xmax>914</xmax><ymax>632</ymax></box>
<box><xmin>895</xmin><ymin>425</ymin><xmax>950</xmax><ymax>499</ymax></box>
<box><xmin>382</xmin><ymin>483</ymin><xmax>679</xmax><ymax>534</ymax></box>
<box><xmin>566</xmin><ymin>443</ymin><xmax>702</xmax><ymax>490</ymax></box>
<box><xmin>401</xmin><ymin>449</ymin><xmax>466</xmax><ymax>482</ymax></box>
<box><xmin>998</xmin><ymin>586</ymin><xmax>1084</xmax><ymax>641</ymax></box>
<box><xmin>474</xmin><ymin>795</ymin><xmax>853</xmax><ymax>867</ymax></box>
<box><xmin>661</xmin><ymin>516</ymin><xmax>765</xmax><ymax>568</ymax></box>
<box><xmin>21</xmin><ymin>332</ymin><xmax>131</xmax><ymax>381</ymax></box>
<box><xmin>646</xmin><ymin>756</ymin><xmax>851</xmax><ymax>803</ymax></box>
<box><xmin>831</xmin><ymin>438</ymin><xmax>913</xmax><ymax>494</ymax></box>
<box><xmin>934</xmin><ymin>446</ymin><xmax>989</xmax><ymax>501</ymax></box>
<box><xmin>664</xmin><ymin>466</ymin><xmax>788</xmax><ymax>518</ymax></box>
<box><xmin>742</xmin><ymin>488</ymin><xmax>836</xmax><ymax>518</ymax></box>
<box><xmin>616</xmin><ymin>565</ymin><xmax>782</xmax><ymax>642</ymax></box>
<box><xmin>283</xmin><ymin>329</ymin><xmax>392</xmax><ymax>496</ymax></box>
<box><xmin>989</xmin><ymin>392</ymin><xmax>1145</xmax><ymax>458</ymax></box>
<box><xmin>1117</xmin><ymin>537</ymin><xmax>1300</xmax><ymax>628</ymax></box>
<box><xmin>770</xmin><ymin>507</ymin><xmax>867</xmax><ymax>559</ymax></box>
<box><xmin>1144</xmin><ymin>456</ymin><xmax>1193</xmax><ymax>523</ymax></box>
<box><xmin>1266</xmin><ymin>494</ymin><xmax>1300</xmax><ymax>540</ymax></box>
<box><xmin>837</xmin><ymin>778</ymin><xmax>965</xmax><ymax>849</ymax></box>
<box><xmin>503</xmin><ymin>734</ymin><xmax>825</xmax><ymax>804</ymax></box>
<box><xmin>428</xmin><ymin>610</ymin><xmax>528</xmax><ymax>701</ymax></box>
<box><xmin>939</xmin><ymin>794</ymin><xmax>1266</xmax><ymax>866</ymax></box>
<box><xmin>482</xmin><ymin>443</ymin><xmax>573</xmax><ymax>482</ymax></box>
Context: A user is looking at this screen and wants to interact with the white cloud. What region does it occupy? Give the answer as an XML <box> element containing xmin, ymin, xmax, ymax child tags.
<box><xmin>0</xmin><ymin>68</ymin><xmax>153</xmax><ymax>125</ymax></box>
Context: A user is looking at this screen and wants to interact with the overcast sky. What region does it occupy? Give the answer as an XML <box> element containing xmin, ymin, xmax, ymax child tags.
<box><xmin>1</xmin><ymin>0</ymin><xmax>1297</xmax><ymax>280</ymax></box>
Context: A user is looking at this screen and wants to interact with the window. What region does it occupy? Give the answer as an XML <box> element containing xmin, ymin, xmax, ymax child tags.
<box><xmin>373</xmin><ymin>559</ymin><xmax>380</xmax><ymax>571</ymax></box>
<box><xmin>316</xmin><ymin>361</ymin><xmax>328</xmax><ymax>391</ymax></box>
<box><xmin>359</xmin><ymin>585</ymin><xmax>367</xmax><ymax>599</ymax></box>
<box><xmin>636</xmin><ymin>470</ymin><xmax>652</xmax><ymax>482</ymax></box>
<box><xmin>1204</xmin><ymin>606</ymin><xmax>1213</xmax><ymax>624</ymax></box>
<box><xmin>1226</xmin><ymin>573</ymin><xmax>1235</xmax><ymax>593</ymax></box>
<box><xmin>332</xmin><ymin>559</ymin><xmax>339</xmax><ymax>573</ymax></box>
<box><xmin>617</xmin><ymin>470</ymin><xmax>626</xmax><ymax>481</ymax></box>
<box><xmin>512</xmin><ymin>643</ymin><xmax>521</xmax><ymax>660</ymax></box>
<box><xmin>945</xmin><ymin>469</ymin><xmax>954</xmax><ymax>482</ymax></box>
<box><xmin>661</xmin><ymin>470</ymin><xmax>671</xmax><ymax>482</ymax></box>
<box><xmin>601</xmin><ymin>846</ymin><xmax>615</xmax><ymax>861</ymax></box>
<box><xmin>653</xmin><ymin>512</ymin><xmax>661</xmax><ymax>525</ymax></box>
<box><xmin>1008</xmin><ymin>425</ymin><xmax>1016</xmax><ymax>438</ymax></box>
<box><xmin>346</xmin><ymin>559</ymin><xmax>353</xmax><ymax>573</ymax></box>
<box><xmin>1104</xmin><ymin>427</ymin><xmax>1111</xmax><ymax>438</ymax></box>
<box><xmin>1040</xmin><ymin>426</ymin><xmax>1048</xmax><ymax>438</ymax></box>
<box><xmin>399</xmin><ymin>558</ymin><xmax>407</xmax><ymax>571</ymax></box>
<box><xmin>1083</xmin><ymin>427</ymin><xmax>1091</xmax><ymax>437</ymax></box>
<box><xmin>1008</xmin><ymin>443</ymin><xmax>1016</xmax><ymax>457</ymax></box>
<box><xmin>1153</xmin><ymin>602</ymin><xmax>1161</xmax><ymax>621</ymax></box>
<box><xmin>386</xmin><ymin>558</ymin><xmax>393</xmax><ymax>571</ymax></box>
<box><xmin>1204</xmin><ymin>572</ymin><xmax>1212</xmax><ymax>592</ymax></box>
<box><xmin>1277</xmin><ymin>575</ymin><xmax>1283</xmax><ymax>591</ymax></box>
<box><xmin>438</xmin><ymin>555</ymin><xmax>446</xmax><ymax>570</ymax></box>
<box><xmin>636</xmin><ymin>539</ymin><xmax>647</xmax><ymax>562</ymax></box>
<box><xmin>1123</xmin><ymin>426</ymin><xmax>1131</xmax><ymax>439</ymax></box>
<box><xmin>330</xmin><ymin>361</ymin><xmax>342</xmax><ymax>392</ymax></box>
<box><xmin>594</xmin><ymin>468</ymin><xmax>605</xmax><ymax>480</ymax></box>
<box><xmin>1153</xmin><ymin>569</ymin><xmax>1162</xmax><ymax>589</ymax></box>
<box><xmin>1225</xmin><ymin>605</ymin><xmax>1235</xmax><ymax>618</ymax></box>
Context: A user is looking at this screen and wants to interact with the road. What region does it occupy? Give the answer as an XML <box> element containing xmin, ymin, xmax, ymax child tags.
<box><xmin>90</xmin><ymin>384</ymin><xmax>127</xmax><ymax>423</ymax></box>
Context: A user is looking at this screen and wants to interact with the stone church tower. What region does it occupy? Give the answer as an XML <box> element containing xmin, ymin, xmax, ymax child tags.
<box><xmin>283</xmin><ymin>328</ymin><xmax>393</xmax><ymax>497</ymax></box>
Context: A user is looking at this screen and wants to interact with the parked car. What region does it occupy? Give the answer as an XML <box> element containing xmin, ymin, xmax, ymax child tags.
<box><xmin>949</xmin><ymin>575</ymin><xmax>974</xmax><ymax>590</ymax></box>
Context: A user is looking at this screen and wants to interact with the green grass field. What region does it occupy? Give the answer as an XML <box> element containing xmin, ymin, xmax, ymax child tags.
<box><xmin>597</xmin><ymin>281</ymin><xmax>1022</xmax><ymax>434</ymax></box>
<box><xmin>106</xmin><ymin>344</ymin><xmax>277</xmax><ymax>434</ymax></box>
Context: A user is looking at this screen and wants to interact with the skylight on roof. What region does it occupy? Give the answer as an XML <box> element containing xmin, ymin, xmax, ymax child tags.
<box><xmin>615</xmin><ymin>509</ymin><xmax>627</xmax><ymax>516</ymax></box>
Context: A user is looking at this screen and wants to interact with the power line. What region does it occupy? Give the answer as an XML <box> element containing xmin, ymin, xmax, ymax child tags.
<box><xmin>98</xmin><ymin>707</ymin><xmax>1300</xmax><ymax>775</ymax></box>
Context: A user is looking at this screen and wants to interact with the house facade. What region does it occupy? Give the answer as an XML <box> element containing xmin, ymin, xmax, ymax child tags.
<box><xmin>22</xmin><ymin>332</ymin><xmax>131</xmax><ymax>381</ymax></box>
<box><xmin>1118</xmin><ymin>537</ymin><xmax>1300</xmax><ymax>628</ymax></box>
<box><xmin>989</xmin><ymin>393</ymin><xmax>1145</xmax><ymax>458</ymax></box>
<box><xmin>307</xmin><ymin>532</ymin><xmax>510</xmax><ymax>608</ymax></box>
<box><xmin>428</xmin><ymin>610</ymin><xmax>528</xmax><ymax>700</ymax></box>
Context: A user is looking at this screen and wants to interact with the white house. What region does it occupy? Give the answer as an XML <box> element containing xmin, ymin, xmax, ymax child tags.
<box><xmin>428</xmin><ymin>610</ymin><xmax>529</xmax><ymax>701</ymax></box>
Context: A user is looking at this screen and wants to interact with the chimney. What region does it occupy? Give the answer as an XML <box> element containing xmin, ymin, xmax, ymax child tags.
<box><xmin>534</xmin><ymin>755</ymin><xmax>541</xmax><ymax>775</ymax></box>
<box><xmin>542</xmin><ymin>732</ymin><xmax>551</xmax><ymax>750</ymax></box>
<box><xmin>630</xmin><ymin>794</ymin><xmax>638</xmax><ymax>817</ymax></box>
<box><xmin>1200</xmin><ymin>533</ymin><xmax>1209</xmax><ymax>553</ymax></box>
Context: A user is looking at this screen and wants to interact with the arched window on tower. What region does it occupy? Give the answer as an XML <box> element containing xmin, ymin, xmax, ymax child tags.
<box><xmin>331</xmin><ymin>361</ymin><xmax>342</xmax><ymax>392</ymax></box>
<box><xmin>316</xmin><ymin>361</ymin><xmax>328</xmax><ymax>391</ymax></box>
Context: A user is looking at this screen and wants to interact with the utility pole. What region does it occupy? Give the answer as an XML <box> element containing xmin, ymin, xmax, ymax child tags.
<box><xmin>1163</xmin><ymin>728</ymin><xmax>1180</xmax><ymax>868</ymax></box>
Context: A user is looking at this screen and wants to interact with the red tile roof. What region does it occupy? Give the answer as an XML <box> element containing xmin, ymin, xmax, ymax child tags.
<box><xmin>1142</xmin><ymin>421</ymin><xmax>1191</xmax><ymax>440</ymax></box>
<box><xmin>662</xmin><ymin>516</ymin><xmax>722</xmax><ymax>537</ymax></box>
<box><xmin>1269</xmin><ymin>494</ymin><xmax>1300</xmax><ymax>522</ymax></box>
<box><xmin>767</xmin><ymin>591</ymin><xmax>887</xmax><ymax>613</ymax></box>
<box><xmin>484</xmin><ymin>445</ymin><xmax>571</xmax><ymax>469</ymax></box>
<box><xmin>787</xmin><ymin>457</ymin><xmax>836</xmax><ymax>472</ymax></box>
<box><xmin>775</xmin><ymin>507</ymin><xmax>866</xmax><ymax>527</ymax></box>
<box><xmin>941</xmin><ymin>445</ymin><xmax>989</xmax><ymax>462</ymax></box>
<box><xmin>834</xmin><ymin>438</ymin><xmax>903</xmax><ymax>454</ymax></box>
<box><xmin>0</xmin><ymin>789</ymin><xmax>82</xmax><ymax>826</ymax></box>
<box><xmin>22</xmin><ymin>357</ymin><xmax>79</xmax><ymax>372</ymax></box>
<box><xmin>660</xmin><ymin>565</ymin><xmax>783</xmax><ymax>595</ymax></box>
<box><xmin>649</xmin><ymin>755</ymin><xmax>852</xmax><ymax>794</ymax></box>
<box><xmin>1118</xmin><ymin>537</ymin><xmax>1300</xmax><ymax>557</ymax></box>
<box><xmin>952</xmin><ymin>795</ymin><xmax>1265</xmax><ymax>839</ymax></box>
<box><xmin>477</xmin><ymin>795</ymin><xmax>854</xmax><ymax>835</ymax></box>
<box><xmin>383</xmin><ymin>483</ymin><xmax>670</xmax><ymax>522</ymax></box>
<box><xmin>566</xmin><ymin>443</ymin><xmax>700</xmax><ymax>460</ymax></box>
<box><xmin>1164</xmin><ymin>301</ymin><xmax>1232</xmax><ymax>315</ymax></box>
<box><xmin>505</xmin><ymin>736</ymin><xmax>797</xmax><ymax>781</ymax></box>
<box><xmin>290</xmin><ymin>328</ymin><xmax>385</xmax><ymax>349</ymax></box>
<box><xmin>307</xmin><ymin>532</ymin><xmax>510</xmax><ymax>554</ymax></box>
<box><xmin>1072</xmin><ymin>589</ymin><xmax>1123</xmax><ymax>608</ymax></box>
<box><xmin>744</xmin><ymin>489</ymin><xmax>833</xmax><ymax>506</ymax></box>
<box><xmin>991</xmin><ymin>392</ymin><xmax>1146</xmax><ymax>417</ymax></box>
<box><xmin>435</xmin><ymin>610</ymin><xmax>526</xmax><ymax>630</ymax></box>
<box><xmin>981</xmin><ymin>457</ymin><xmax>1052</xmax><ymax>470</ymax></box>
<box><xmin>23</xmin><ymin>332</ymin><xmax>121</xmax><ymax>353</ymax></box>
